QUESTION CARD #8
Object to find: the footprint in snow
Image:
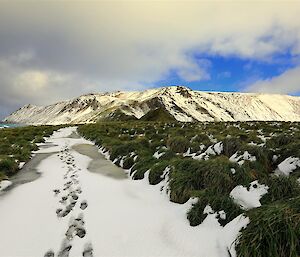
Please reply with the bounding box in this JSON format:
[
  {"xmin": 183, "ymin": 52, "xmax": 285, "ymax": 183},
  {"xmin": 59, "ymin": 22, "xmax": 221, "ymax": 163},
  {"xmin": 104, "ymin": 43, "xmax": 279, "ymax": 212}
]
[
  {"xmin": 53, "ymin": 189, "xmax": 60, "ymax": 195},
  {"xmin": 56, "ymin": 208, "xmax": 63, "ymax": 217},
  {"xmin": 60, "ymin": 195, "xmax": 68, "ymax": 203},
  {"xmin": 44, "ymin": 250, "xmax": 55, "ymax": 257},
  {"xmin": 57, "ymin": 203, "xmax": 73, "ymax": 218},
  {"xmin": 80, "ymin": 200, "xmax": 88, "ymax": 210},
  {"xmin": 65, "ymin": 214, "xmax": 86, "ymax": 240},
  {"xmin": 57, "ymin": 239, "xmax": 72, "ymax": 257},
  {"xmin": 71, "ymin": 193, "xmax": 79, "ymax": 201},
  {"xmin": 83, "ymin": 243, "xmax": 93, "ymax": 257},
  {"xmin": 76, "ymin": 187, "xmax": 82, "ymax": 194},
  {"xmin": 63, "ymin": 181, "xmax": 73, "ymax": 191},
  {"xmin": 64, "ymin": 181, "xmax": 73, "ymax": 186}
]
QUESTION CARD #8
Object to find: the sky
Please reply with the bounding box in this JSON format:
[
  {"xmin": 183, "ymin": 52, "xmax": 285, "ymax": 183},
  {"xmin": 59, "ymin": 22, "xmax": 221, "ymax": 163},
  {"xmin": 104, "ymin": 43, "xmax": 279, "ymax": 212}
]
[{"xmin": 0, "ymin": 0, "xmax": 300, "ymax": 120}]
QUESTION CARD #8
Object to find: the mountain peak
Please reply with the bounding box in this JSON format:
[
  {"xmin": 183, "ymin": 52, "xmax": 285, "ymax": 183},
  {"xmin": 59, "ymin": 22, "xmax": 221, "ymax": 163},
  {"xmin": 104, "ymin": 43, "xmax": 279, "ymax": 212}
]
[{"xmin": 4, "ymin": 86, "xmax": 300, "ymax": 125}]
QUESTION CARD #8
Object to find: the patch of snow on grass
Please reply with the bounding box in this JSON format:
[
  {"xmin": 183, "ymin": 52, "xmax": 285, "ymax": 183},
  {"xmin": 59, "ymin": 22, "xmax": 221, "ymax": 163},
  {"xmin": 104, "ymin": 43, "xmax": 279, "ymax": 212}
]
[
  {"xmin": 203, "ymin": 205, "xmax": 214, "ymax": 215},
  {"xmin": 213, "ymin": 142, "xmax": 223, "ymax": 155},
  {"xmin": 272, "ymin": 155, "xmax": 278, "ymax": 162},
  {"xmin": 219, "ymin": 210, "xmax": 226, "ymax": 220},
  {"xmin": 0, "ymin": 180, "xmax": 12, "ymax": 192},
  {"xmin": 229, "ymin": 151, "xmax": 256, "ymax": 166},
  {"xmin": 119, "ymin": 158, "xmax": 124, "ymax": 168},
  {"xmin": 230, "ymin": 181, "xmax": 269, "ymax": 210},
  {"xmin": 18, "ymin": 162, "xmax": 26, "ymax": 169},
  {"xmin": 257, "ymin": 135, "xmax": 267, "ymax": 143},
  {"xmin": 203, "ymin": 205, "xmax": 226, "ymax": 221},
  {"xmin": 99, "ymin": 146, "xmax": 110, "ymax": 160},
  {"xmin": 274, "ymin": 157, "xmax": 300, "ymax": 176},
  {"xmin": 193, "ymin": 142, "xmax": 223, "ymax": 160},
  {"xmin": 230, "ymin": 168, "xmax": 236, "ymax": 174},
  {"xmin": 153, "ymin": 151, "xmax": 165, "ymax": 159},
  {"xmin": 205, "ymin": 145, "xmax": 216, "ymax": 155},
  {"xmin": 183, "ymin": 147, "xmax": 192, "ymax": 157}
]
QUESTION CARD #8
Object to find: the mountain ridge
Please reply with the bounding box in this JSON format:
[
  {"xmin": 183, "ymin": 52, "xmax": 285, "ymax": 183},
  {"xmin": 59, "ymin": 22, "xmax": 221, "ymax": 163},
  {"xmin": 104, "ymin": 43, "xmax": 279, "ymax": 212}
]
[{"xmin": 4, "ymin": 86, "xmax": 300, "ymax": 124}]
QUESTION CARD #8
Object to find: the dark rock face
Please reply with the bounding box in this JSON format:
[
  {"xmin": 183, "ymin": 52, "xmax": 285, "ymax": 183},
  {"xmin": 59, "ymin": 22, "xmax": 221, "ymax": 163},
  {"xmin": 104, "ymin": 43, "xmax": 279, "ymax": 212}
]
[
  {"xmin": 176, "ymin": 86, "xmax": 193, "ymax": 98},
  {"xmin": 59, "ymin": 97, "xmax": 102, "ymax": 114}
]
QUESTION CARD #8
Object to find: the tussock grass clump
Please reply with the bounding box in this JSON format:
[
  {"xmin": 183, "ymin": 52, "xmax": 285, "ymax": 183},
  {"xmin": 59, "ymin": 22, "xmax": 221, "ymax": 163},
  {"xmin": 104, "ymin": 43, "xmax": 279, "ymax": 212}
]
[
  {"xmin": 122, "ymin": 156, "xmax": 135, "ymax": 169},
  {"xmin": 238, "ymin": 145, "xmax": 272, "ymax": 178},
  {"xmin": 0, "ymin": 171, "xmax": 7, "ymax": 181},
  {"xmin": 109, "ymin": 142, "xmax": 138, "ymax": 161},
  {"xmin": 131, "ymin": 155, "xmax": 156, "ymax": 180},
  {"xmin": 169, "ymin": 159, "xmax": 205, "ymax": 203},
  {"xmin": 14, "ymin": 148, "xmax": 32, "ymax": 162},
  {"xmin": 266, "ymin": 134, "xmax": 294, "ymax": 149},
  {"xmin": 167, "ymin": 136, "xmax": 189, "ymax": 153},
  {"xmin": 280, "ymin": 142, "xmax": 300, "ymax": 160},
  {"xmin": 187, "ymin": 191, "xmax": 243, "ymax": 226},
  {"xmin": 260, "ymin": 176, "xmax": 300, "ymax": 204},
  {"xmin": 0, "ymin": 158, "xmax": 19, "ymax": 176},
  {"xmin": 202, "ymin": 157, "xmax": 235, "ymax": 194},
  {"xmin": 170, "ymin": 157, "xmax": 235, "ymax": 203},
  {"xmin": 231, "ymin": 165, "xmax": 255, "ymax": 186},
  {"xmin": 33, "ymin": 135, "xmax": 45, "ymax": 143},
  {"xmin": 148, "ymin": 161, "xmax": 169, "ymax": 185},
  {"xmin": 236, "ymin": 197, "xmax": 300, "ymax": 257},
  {"xmin": 159, "ymin": 150, "xmax": 175, "ymax": 160},
  {"xmin": 223, "ymin": 137, "xmax": 242, "ymax": 157},
  {"xmin": 190, "ymin": 134, "xmax": 211, "ymax": 146}
]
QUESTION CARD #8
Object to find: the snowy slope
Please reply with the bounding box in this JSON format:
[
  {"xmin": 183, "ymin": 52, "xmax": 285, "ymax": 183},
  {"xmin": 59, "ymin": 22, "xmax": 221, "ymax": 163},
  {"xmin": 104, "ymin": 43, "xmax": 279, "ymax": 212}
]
[
  {"xmin": 4, "ymin": 86, "xmax": 300, "ymax": 125},
  {"xmin": 0, "ymin": 127, "xmax": 249, "ymax": 257}
]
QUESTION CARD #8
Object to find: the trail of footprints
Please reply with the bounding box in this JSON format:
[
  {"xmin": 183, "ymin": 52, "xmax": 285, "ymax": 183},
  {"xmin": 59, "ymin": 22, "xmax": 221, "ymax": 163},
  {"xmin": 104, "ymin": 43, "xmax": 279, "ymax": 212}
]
[{"xmin": 44, "ymin": 145, "xmax": 93, "ymax": 257}]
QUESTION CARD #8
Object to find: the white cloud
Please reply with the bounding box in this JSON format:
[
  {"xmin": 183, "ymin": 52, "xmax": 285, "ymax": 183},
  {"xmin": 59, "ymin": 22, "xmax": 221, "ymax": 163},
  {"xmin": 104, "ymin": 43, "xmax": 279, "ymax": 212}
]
[
  {"xmin": 245, "ymin": 66, "xmax": 300, "ymax": 94},
  {"xmin": 16, "ymin": 71, "xmax": 48, "ymax": 90},
  {"xmin": 0, "ymin": 1, "xmax": 300, "ymax": 118},
  {"xmin": 0, "ymin": 56, "xmax": 146, "ymax": 105}
]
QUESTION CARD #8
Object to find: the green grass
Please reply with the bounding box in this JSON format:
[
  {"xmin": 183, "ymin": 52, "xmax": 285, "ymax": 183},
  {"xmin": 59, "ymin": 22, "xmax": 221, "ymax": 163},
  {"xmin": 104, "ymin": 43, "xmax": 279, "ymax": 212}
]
[
  {"xmin": 0, "ymin": 125, "xmax": 61, "ymax": 181},
  {"xmin": 140, "ymin": 107, "xmax": 176, "ymax": 122},
  {"xmin": 260, "ymin": 175, "xmax": 300, "ymax": 204},
  {"xmin": 187, "ymin": 190, "xmax": 243, "ymax": 226},
  {"xmin": 148, "ymin": 161, "xmax": 170, "ymax": 185},
  {"xmin": 169, "ymin": 157, "xmax": 237, "ymax": 203},
  {"xmin": 167, "ymin": 136, "xmax": 190, "ymax": 153},
  {"xmin": 0, "ymin": 158, "xmax": 19, "ymax": 176},
  {"xmin": 77, "ymin": 120, "xmax": 300, "ymax": 256},
  {"xmin": 236, "ymin": 197, "xmax": 300, "ymax": 257}
]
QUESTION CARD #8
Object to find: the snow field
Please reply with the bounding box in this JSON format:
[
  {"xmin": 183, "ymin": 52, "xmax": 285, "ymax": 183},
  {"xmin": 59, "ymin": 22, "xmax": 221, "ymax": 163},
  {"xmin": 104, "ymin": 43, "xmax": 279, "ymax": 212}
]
[{"xmin": 0, "ymin": 127, "xmax": 250, "ymax": 257}]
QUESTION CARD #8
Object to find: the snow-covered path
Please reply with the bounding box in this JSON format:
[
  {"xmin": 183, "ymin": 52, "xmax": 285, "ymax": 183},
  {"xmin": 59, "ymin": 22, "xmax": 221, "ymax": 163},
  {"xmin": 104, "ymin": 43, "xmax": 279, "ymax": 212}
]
[{"xmin": 0, "ymin": 127, "xmax": 248, "ymax": 257}]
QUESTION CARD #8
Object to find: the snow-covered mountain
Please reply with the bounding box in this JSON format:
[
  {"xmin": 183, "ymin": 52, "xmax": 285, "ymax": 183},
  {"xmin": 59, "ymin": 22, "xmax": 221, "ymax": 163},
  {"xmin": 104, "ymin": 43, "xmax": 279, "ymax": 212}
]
[{"xmin": 4, "ymin": 86, "xmax": 300, "ymax": 124}]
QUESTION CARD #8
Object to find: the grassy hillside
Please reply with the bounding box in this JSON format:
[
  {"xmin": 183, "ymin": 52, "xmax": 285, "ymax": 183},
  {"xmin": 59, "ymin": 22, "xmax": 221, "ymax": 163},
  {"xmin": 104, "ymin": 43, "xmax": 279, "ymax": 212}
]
[
  {"xmin": 0, "ymin": 125, "xmax": 61, "ymax": 182},
  {"xmin": 139, "ymin": 107, "xmax": 177, "ymax": 122},
  {"xmin": 78, "ymin": 121, "xmax": 300, "ymax": 257},
  {"xmin": 102, "ymin": 109, "xmax": 139, "ymax": 122}
]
